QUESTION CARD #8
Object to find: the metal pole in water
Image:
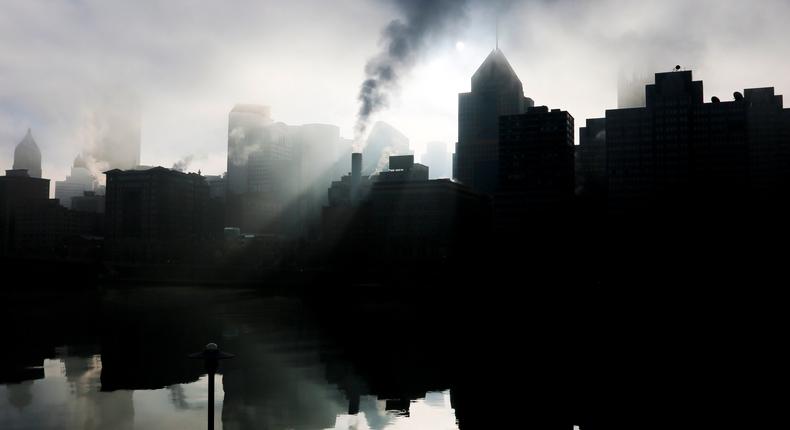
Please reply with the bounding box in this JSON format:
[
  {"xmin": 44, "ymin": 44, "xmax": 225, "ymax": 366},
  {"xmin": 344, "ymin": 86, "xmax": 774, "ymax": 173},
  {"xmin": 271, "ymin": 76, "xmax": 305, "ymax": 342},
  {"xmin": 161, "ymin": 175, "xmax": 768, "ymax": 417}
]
[{"xmin": 189, "ymin": 343, "xmax": 235, "ymax": 430}]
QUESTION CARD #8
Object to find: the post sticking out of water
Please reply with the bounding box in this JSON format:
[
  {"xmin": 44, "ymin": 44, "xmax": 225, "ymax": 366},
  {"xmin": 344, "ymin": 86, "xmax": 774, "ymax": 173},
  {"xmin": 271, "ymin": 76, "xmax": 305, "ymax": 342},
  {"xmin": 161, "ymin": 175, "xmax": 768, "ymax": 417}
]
[{"xmin": 188, "ymin": 343, "xmax": 235, "ymax": 430}]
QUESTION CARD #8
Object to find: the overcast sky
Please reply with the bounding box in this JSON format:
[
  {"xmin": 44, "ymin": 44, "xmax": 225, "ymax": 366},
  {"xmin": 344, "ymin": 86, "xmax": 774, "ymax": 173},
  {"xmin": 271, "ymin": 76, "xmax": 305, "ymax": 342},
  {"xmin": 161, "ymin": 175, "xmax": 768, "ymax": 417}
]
[{"xmin": 2, "ymin": 0, "xmax": 789, "ymax": 183}]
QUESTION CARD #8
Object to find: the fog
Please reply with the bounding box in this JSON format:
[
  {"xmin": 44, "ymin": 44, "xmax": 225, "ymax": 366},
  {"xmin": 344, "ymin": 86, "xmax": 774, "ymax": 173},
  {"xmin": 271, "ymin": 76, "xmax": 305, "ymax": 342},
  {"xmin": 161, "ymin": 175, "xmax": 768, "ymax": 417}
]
[{"xmin": 2, "ymin": 0, "xmax": 789, "ymax": 183}]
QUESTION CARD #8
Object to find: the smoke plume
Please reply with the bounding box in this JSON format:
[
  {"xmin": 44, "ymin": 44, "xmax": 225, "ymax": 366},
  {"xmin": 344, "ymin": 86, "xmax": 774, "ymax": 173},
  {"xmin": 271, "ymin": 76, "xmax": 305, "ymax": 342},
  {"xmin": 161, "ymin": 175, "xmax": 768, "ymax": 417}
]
[
  {"xmin": 355, "ymin": 0, "xmax": 470, "ymax": 140},
  {"xmin": 172, "ymin": 155, "xmax": 195, "ymax": 172}
]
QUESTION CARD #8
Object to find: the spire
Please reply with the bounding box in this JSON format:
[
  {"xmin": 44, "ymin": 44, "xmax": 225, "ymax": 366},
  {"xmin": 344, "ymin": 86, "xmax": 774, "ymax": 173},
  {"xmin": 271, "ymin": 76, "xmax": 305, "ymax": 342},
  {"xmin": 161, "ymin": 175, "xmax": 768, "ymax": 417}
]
[{"xmin": 495, "ymin": 13, "xmax": 499, "ymax": 50}]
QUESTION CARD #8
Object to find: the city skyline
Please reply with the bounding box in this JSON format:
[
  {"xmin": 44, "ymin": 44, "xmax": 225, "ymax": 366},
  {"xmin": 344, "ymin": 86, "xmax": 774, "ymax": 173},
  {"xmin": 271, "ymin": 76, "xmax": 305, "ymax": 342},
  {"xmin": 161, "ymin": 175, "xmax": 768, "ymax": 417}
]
[
  {"xmin": 3, "ymin": 3, "xmax": 790, "ymax": 428},
  {"xmin": 3, "ymin": 0, "xmax": 790, "ymax": 186}
]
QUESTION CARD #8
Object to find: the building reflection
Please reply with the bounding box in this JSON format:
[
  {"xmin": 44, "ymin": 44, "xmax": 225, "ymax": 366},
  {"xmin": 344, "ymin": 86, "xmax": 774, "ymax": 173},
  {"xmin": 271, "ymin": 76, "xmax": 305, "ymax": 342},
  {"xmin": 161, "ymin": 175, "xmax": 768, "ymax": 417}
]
[
  {"xmin": 1, "ymin": 288, "xmax": 470, "ymax": 430},
  {"xmin": 60, "ymin": 349, "xmax": 134, "ymax": 430}
]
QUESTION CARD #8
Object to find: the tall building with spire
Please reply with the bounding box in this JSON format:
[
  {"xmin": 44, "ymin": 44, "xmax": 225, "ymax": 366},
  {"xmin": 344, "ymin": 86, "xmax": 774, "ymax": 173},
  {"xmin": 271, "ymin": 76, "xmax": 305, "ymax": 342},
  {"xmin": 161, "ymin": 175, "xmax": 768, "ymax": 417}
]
[
  {"xmin": 454, "ymin": 49, "xmax": 533, "ymax": 194},
  {"xmin": 13, "ymin": 129, "xmax": 42, "ymax": 178}
]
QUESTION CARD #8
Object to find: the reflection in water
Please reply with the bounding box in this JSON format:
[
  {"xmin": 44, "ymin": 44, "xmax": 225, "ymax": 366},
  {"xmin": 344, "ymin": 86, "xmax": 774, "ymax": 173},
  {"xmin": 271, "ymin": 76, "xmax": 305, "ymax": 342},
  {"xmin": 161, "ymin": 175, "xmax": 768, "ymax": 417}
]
[
  {"xmin": 0, "ymin": 289, "xmax": 460, "ymax": 430},
  {"xmin": 0, "ymin": 355, "xmax": 228, "ymax": 430},
  {"xmin": 0, "ymin": 353, "xmax": 456, "ymax": 429}
]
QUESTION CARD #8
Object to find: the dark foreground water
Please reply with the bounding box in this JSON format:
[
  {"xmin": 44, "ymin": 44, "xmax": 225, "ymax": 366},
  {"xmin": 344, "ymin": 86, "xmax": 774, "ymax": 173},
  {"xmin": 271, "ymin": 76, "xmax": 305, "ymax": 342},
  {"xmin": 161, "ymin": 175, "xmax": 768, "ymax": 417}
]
[
  {"xmin": 2, "ymin": 280, "xmax": 785, "ymax": 430},
  {"xmin": 0, "ymin": 287, "xmax": 462, "ymax": 430}
]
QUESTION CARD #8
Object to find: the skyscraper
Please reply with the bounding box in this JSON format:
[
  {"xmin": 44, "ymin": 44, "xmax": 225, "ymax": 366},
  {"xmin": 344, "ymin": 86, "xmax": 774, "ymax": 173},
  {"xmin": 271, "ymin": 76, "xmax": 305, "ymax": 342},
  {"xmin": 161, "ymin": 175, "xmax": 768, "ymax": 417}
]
[
  {"xmin": 421, "ymin": 141, "xmax": 452, "ymax": 179},
  {"xmin": 226, "ymin": 104, "xmax": 274, "ymax": 196},
  {"xmin": 13, "ymin": 129, "xmax": 42, "ymax": 178},
  {"xmin": 455, "ymin": 49, "xmax": 534, "ymax": 194}
]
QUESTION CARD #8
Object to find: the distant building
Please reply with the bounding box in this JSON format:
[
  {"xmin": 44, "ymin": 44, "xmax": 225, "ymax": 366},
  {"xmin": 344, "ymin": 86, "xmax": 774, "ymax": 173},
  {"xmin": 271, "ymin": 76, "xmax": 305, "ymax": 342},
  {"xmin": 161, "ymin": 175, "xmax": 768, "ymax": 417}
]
[
  {"xmin": 226, "ymin": 104, "xmax": 274, "ymax": 196},
  {"xmin": 455, "ymin": 48, "xmax": 534, "ymax": 194},
  {"xmin": 362, "ymin": 121, "xmax": 410, "ymax": 174},
  {"xmin": 13, "ymin": 129, "xmax": 42, "ymax": 178},
  {"xmin": 292, "ymin": 124, "xmax": 344, "ymax": 239},
  {"xmin": 496, "ymin": 106, "xmax": 575, "ymax": 233},
  {"xmin": 225, "ymin": 105, "xmax": 347, "ymax": 238},
  {"xmin": 55, "ymin": 155, "xmax": 98, "ymax": 209},
  {"xmin": 104, "ymin": 167, "xmax": 211, "ymax": 263},
  {"xmin": 617, "ymin": 72, "xmax": 650, "ymax": 109},
  {"xmin": 421, "ymin": 141, "xmax": 452, "ymax": 179}
]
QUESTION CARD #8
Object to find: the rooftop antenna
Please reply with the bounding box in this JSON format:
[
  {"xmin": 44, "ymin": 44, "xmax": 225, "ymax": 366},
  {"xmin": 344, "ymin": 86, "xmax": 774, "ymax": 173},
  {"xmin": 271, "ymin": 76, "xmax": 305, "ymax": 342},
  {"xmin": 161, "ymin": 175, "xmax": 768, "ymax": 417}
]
[{"xmin": 495, "ymin": 13, "xmax": 499, "ymax": 50}]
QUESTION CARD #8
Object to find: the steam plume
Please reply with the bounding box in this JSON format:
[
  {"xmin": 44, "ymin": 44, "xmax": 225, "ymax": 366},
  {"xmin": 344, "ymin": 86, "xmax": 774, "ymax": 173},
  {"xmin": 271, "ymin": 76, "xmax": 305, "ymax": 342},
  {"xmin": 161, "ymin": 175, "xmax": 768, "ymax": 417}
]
[{"xmin": 172, "ymin": 155, "xmax": 194, "ymax": 172}]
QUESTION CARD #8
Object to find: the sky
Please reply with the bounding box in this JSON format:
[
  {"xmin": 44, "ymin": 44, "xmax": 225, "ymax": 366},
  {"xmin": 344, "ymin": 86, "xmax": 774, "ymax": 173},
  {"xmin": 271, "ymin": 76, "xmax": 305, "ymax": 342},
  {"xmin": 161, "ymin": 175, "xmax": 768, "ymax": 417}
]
[{"xmin": 2, "ymin": 0, "xmax": 790, "ymax": 184}]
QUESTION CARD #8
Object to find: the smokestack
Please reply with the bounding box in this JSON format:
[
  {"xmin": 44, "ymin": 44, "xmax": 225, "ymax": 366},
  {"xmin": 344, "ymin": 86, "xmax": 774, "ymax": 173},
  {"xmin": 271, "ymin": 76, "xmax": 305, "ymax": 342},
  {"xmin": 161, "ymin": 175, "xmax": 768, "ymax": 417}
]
[{"xmin": 351, "ymin": 152, "xmax": 362, "ymax": 203}]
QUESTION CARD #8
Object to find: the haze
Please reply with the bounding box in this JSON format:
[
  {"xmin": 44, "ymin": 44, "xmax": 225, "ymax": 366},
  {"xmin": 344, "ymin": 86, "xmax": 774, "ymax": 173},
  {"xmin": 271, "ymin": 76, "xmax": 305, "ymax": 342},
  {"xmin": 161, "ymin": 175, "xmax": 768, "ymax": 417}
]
[{"xmin": 2, "ymin": 0, "xmax": 789, "ymax": 184}]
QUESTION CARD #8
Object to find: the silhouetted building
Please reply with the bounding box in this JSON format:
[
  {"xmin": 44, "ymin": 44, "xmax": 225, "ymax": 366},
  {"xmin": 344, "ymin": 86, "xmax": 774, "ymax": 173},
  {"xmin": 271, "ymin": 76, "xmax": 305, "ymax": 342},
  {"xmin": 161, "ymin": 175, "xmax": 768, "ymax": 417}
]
[
  {"xmin": 421, "ymin": 141, "xmax": 452, "ymax": 179},
  {"xmin": 326, "ymin": 152, "xmax": 377, "ymax": 208},
  {"xmin": 0, "ymin": 169, "xmax": 49, "ymax": 255},
  {"xmin": 366, "ymin": 178, "xmax": 489, "ymax": 264},
  {"xmin": 1, "ymin": 169, "xmax": 103, "ymax": 258},
  {"xmin": 588, "ymin": 70, "xmax": 790, "ymax": 219},
  {"xmin": 55, "ymin": 155, "xmax": 98, "ymax": 209},
  {"xmin": 104, "ymin": 167, "xmax": 210, "ymax": 263},
  {"xmin": 576, "ymin": 118, "xmax": 608, "ymax": 205},
  {"xmin": 455, "ymin": 48, "xmax": 534, "ymax": 194},
  {"xmin": 362, "ymin": 121, "xmax": 410, "ymax": 174},
  {"xmin": 13, "ymin": 198, "xmax": 103, "ymax": 258},
  {"xmin": 321, "ymin": 153, "xmax": 376, "ymax": 256},
  {"xmin": 378, "ymin": 155, "xmax": 428, "ymax": 182},
  {"xmin": 71, "ymin": 191, "xmax": 105, "ymax": 214},
  {"xmin": 204, "ymin": 174, "xmax": 226, "ymax": 200},
  {"xmin": 323, "ymin": 154, "xmax": 489, "ymax": 266},
  {"xmin": 496, "ymin": 107, "xmax": 574, "ymax": 234},
  {"xmin": 13, "ymin": 129, "xmax": 42, "ymax": 178}
]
